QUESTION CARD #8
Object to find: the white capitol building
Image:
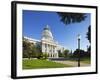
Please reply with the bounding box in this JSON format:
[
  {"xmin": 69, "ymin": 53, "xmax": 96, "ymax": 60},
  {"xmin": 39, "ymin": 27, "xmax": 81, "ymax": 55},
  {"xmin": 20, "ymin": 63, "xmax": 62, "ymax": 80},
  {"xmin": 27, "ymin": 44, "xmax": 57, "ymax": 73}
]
[{"xmin": 24, "ymin": 25, "xmax": 65, "ymax": 58}]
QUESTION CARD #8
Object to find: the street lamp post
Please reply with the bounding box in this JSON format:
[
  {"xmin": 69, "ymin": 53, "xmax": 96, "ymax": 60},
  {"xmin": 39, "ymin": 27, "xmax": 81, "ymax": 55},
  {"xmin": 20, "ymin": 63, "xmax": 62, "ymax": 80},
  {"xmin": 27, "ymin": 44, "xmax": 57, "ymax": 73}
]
[{"xmin": 77, "ymin": 34, "xmax": 81, "ymax": 67}]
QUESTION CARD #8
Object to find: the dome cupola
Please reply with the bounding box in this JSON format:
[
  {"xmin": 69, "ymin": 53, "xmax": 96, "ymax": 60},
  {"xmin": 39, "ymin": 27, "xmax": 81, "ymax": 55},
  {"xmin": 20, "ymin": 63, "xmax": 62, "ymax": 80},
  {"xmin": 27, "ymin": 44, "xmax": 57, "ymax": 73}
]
[{"xmin": 42, "ymin": 25, "xmax": 53, "ymax": 41}]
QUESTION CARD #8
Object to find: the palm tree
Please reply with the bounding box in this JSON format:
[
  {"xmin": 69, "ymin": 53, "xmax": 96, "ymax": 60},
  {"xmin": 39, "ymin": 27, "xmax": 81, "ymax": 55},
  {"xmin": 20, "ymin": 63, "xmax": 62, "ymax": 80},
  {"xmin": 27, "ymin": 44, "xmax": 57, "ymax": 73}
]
[{"xmin": 57, "ymin": 12, "xmax": 87, "ymax": 25}]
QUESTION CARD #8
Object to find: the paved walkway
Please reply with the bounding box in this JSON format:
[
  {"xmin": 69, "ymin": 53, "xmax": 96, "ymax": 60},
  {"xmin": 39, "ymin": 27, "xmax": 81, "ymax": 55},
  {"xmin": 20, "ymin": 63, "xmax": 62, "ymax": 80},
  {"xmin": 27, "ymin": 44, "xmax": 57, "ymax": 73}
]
[{"xmin": 52, "ymin": 60, "xmax": 90, "ymax": 67}]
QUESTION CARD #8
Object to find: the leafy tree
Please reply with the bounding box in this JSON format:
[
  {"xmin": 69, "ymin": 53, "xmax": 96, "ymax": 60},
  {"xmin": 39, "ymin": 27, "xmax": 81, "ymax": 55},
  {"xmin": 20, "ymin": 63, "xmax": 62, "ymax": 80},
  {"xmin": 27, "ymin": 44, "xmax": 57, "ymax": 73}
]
[
  {"xmin": 58, "ymin": 50, "xmax": 63, "ymax": 57},
  {"xmin": 72, "ymin": 49, "xmax": 90, "ymax": 58},
  {"xmin": 68, "ymin": 50, "xmax": 73, "ymax": 58},
  {"xmin": 35, "ymin": 45, "xmax": 42, "ymax": 58},
  {"xmin": 86, "ymin": 25, "xmax": 91, "ymax": 43},
  {"xmin": 72, "ymin": 49, "xmax": 78, "ymax": 58},
  {"xmin": 31, "ymin": 45, "xmax": 38, "ymax": 58},
  {"xmin": 63, "ymin": 49, "xmax": 69, "ymax": 58},
  {"xmin": 57, "ymin": 12, "xmax": 87, "ymax": 25},
  {"xmin": 43, "ymin": 53, "xmax": 48, "ymax": 59},
  {"xmin": 86, "ymin": 25, "xmax": 91, "ymax": 55},
  {"xmin": 23, "ymin": 39, "xmax": 34, "ymax": 59},
  {"xmin": 23, "ymin": 38, "xmax": 43, "ymax": 59},
  {"xmin": 23, "ymin": 40, "xmax": 29, "ymax": 58}
]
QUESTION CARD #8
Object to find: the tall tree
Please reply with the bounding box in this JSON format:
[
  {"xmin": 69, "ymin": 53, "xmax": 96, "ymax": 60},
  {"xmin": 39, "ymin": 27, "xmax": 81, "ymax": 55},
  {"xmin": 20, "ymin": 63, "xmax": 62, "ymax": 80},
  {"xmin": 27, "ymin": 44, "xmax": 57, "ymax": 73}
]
[
  {"xmin": 23, "ymin": 39, "xmax": 34, "ymax": 59},
  {"xmin": 86, "ymin": 25, "xmax": 91, "ymax": 54},
  {"xmin": 57, "ymin": 12, "xmax": 87, "ymax": 25},
  {"xmin": 86, "ymin": 25, "xmax": 91, "ymax": 43},
  {"xmin": 23, "ymin": 38, "xmax": 43, "ymax": 59}
]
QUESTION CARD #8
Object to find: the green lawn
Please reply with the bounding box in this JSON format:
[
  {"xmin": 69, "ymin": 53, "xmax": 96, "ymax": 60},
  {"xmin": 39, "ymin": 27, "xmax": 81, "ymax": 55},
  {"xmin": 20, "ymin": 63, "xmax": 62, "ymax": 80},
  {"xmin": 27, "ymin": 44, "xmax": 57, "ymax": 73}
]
[
  {"xmin": 69, "ymin": 57, "xmax": 91, "ymax": 64},
  {"xmin": 23, "ymin": 59, "xmax": 71, "ymax": 69},
  {"xmin": 80, "ymin": 57, "xmax": 91, "ymax": 64}
]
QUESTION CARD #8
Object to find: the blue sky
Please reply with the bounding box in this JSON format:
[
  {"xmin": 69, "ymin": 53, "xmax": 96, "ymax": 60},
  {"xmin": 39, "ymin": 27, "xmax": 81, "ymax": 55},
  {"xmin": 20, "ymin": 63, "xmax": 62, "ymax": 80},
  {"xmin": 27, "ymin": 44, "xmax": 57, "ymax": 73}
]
[{"xmin": 23, "ymin": 10, "xmax": 90, "ymax": 52}]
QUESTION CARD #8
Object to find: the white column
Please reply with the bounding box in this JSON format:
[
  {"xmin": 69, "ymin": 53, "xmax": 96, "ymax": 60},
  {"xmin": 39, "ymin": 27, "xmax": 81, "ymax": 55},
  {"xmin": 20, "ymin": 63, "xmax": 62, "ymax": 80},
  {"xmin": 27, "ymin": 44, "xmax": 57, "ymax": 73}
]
[
  {"xmin": 46, "ymin": 44, "xmax": 47, "ymax": 53},
  {"xmin": 46, "ymin": 43, "xmax": 47, "ymax": 55},
  {"xmin": 55, "ymin": 46, "xmax": 58, "ymax": 58},
  {"xmin": 48, "ymin": 44, "xmax": 50, "ymax": 57},
  {"xmin": 56, "ymin": 47, "xmax": 58, "ymax": 58},
  {"xmin": 52, "ymin": 45, "xmax": 53, "ymax": 57},
  {"xmin": 53, "ymin": 46, "xmax": 55, "ymax": 57},
  {"xmin": 51, "ymin": 45, "xmax": 52, "ymax": 57},
  {"xmin": 47, "ymin": 44, "xmax": 48, "ymax": 56},
  {"xmin": 49, "ymin": 45, "xmax": 51, "ymax": 57},
  {"xmin": 52, "ymin": 46, "xmax": 54, "ymax": 57},
  {"xmin": 45, "ymin": 43, "xmax": 46, "ymax": 53},
  {"xmin": 42, "ymin": 43, "xmax": 45, "ymax": 53},
  {"xmin": 48, "ymin": 44, "xmax": 49, "ymax": 56}
]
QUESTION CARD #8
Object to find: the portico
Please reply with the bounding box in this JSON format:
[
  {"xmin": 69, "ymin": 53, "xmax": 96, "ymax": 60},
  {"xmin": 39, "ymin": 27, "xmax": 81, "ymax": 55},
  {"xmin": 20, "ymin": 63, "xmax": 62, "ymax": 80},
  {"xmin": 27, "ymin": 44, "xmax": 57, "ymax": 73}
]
[{"xmin": 41, "ymin": 40, "xmax": 58, "ymax": 58}]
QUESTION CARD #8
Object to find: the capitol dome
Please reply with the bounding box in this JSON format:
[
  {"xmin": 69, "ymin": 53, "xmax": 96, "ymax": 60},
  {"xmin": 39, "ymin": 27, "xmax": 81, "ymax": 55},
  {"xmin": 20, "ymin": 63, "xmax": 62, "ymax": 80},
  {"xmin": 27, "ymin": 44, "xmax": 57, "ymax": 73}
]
[{"xmin": 42, "ymin": 25, "xmax": 53, "ymax": 41}]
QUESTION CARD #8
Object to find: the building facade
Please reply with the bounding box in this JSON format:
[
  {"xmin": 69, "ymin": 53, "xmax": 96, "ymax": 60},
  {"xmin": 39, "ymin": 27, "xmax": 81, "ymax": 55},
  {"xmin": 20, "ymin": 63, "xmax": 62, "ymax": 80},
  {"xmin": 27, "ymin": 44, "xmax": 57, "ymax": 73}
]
[{"xmin": 24, "ymin": 25, "xmax": 65, "ymax": 58}]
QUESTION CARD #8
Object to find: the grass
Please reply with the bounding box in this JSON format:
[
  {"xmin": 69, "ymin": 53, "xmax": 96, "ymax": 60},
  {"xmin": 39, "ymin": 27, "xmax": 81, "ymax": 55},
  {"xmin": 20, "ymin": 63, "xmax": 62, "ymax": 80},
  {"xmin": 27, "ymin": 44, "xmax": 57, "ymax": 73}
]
[
  {"xmin": 80, "ymin": 57, "xmax": 91, "ymax": 64},
  {"xmin": 23, "ymin": 59, "xmax": 71, "ymax": 69},
  {"xmin": 67, "ymin": 57, "xmax": 91, "ymax": 64}
]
